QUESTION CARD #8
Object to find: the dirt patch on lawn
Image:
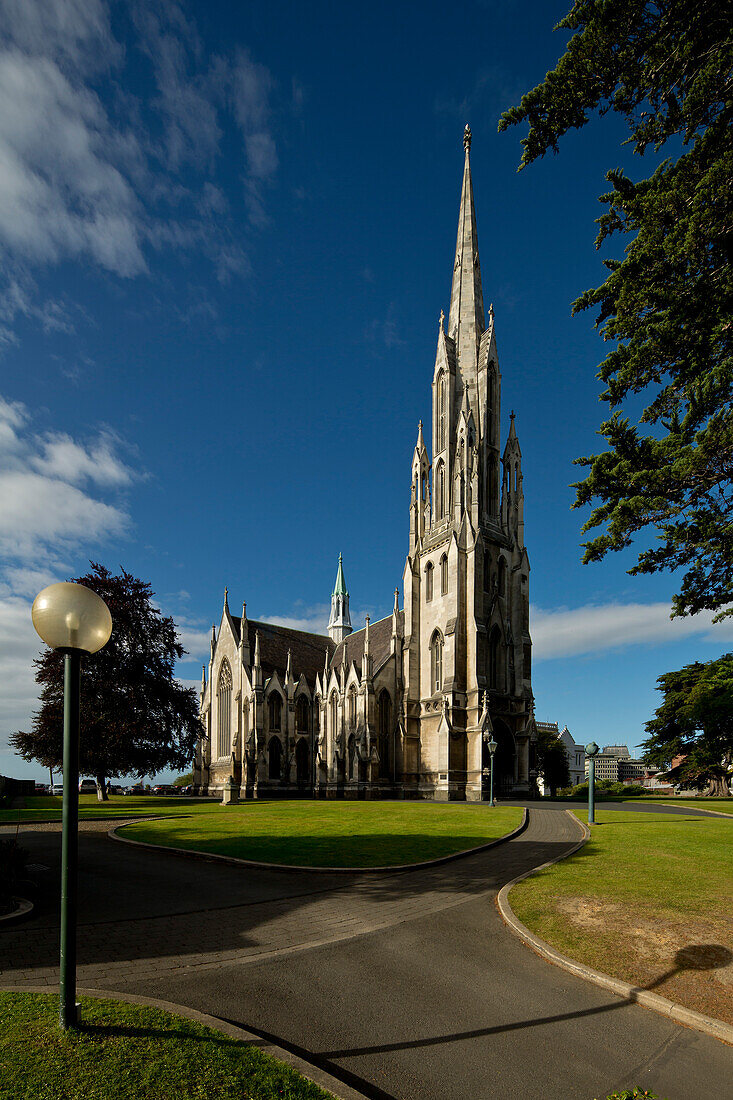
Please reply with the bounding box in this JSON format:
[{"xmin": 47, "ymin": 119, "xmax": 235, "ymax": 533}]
[{"xmin": 555, "ymin": 896, "xmax": 733, "ymax": 1025}]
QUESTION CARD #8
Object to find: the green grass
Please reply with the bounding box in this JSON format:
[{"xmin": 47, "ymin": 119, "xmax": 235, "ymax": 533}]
[
  {"xmin": 0, "ymin": 992, "xmax": 329, "ymax": 1100},
  {"xmin": 510, "ymin": 808, "xmax": 733, "ymax": 1023},
  {"xmin": 0, "ymin": 794, "xmax": 219, "ymax": 825},
  {"xmin": 120, "ymin": 800, "xmax": 524, "ymax": 867}
]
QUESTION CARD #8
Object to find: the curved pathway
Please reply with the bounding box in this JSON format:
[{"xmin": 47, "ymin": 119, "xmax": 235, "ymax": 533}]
[{"xmin": 2, "ymin": 805, "xmax": 732, "ymax": 1099}]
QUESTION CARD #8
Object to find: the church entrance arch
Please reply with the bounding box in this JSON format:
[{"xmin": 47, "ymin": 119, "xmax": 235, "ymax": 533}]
[
  {"xmin": 486, "ymin": 719, "xmax": 515, "ymax": 797},
  {"xmin": 295, "ymin": 738, "xmax": 309, "ymax": 787}
]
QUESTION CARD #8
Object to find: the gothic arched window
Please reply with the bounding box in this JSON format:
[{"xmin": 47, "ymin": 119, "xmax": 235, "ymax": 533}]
[
  {"xmin": 440, "ymin": 553, "xmax": 448, "ymax": 595},
  {"xmin": 437, "ymin": 372, "xmax": 445, "ymax": 452},
  {"xmin": 430, "ymin": 630, "xmax": 443, "ymax": 694},
  {"xmin": 268, "ymin": 736, "xmax": 282, "ymax": 780},
  {"xmin": 498, "ymin": 557, "xmax": 507, "ymax": 598},
  {"xmin": 296, "ymin": 695, "xmax": 309, "ymax": 734},
  {"xmin": 330, "ymin": 692, "xmax": 339, "ymax": 743},
  {"xmin": 348, "ymin": 685, "xmax": 357, "ymax": 728},
  {"xmin": 489, "ymin": 626, "xmax": 503, "ymax": 690},
  {"xmin": 314, "ymin": 696, "xmax": 321, "ymax": 733},
  {"xmin": 268, "ymin": 692, "xmax": 282, "ymax": 731},
  {"xmin": 425, "ymin": 561, "xmax": 434, "ymax": 602},
  {"xmin": 216, "ymin": 660, "xmax": 232, "ymax": 758},
  {"xmin": 436, "ymin": 462, "xmax": 445, "ymax": 519},
  {"xmin": 378, "ymin": 690, "xmax": 392, "ymax": 778}
]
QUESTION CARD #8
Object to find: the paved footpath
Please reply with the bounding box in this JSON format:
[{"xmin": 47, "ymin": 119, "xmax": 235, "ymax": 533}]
[{"xmin": 2, "ymin": 805, "xmax": 732, "ymax": 1099}]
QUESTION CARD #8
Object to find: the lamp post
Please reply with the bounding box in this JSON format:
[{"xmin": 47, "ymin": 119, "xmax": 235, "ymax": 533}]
[
  {"xmin": 31, "ymin": 582, "xmax": 112, "ymax": 1030},
  {"xmin": 487, "ymin": 736, "xmax": 497, "ymax": 807},
  {"xmin": 585, "ymin": 741, "xmax": 600, "ymax": 825}
]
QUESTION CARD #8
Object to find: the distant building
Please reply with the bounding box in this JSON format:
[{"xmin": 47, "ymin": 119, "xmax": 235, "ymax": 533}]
[
  {"xmin": 535, "ymin": 722, "xmax": 584, "ymax": 791},
  {"xmin": 585, "ymin": 745, "xmax": 645, "ymax": 784}
]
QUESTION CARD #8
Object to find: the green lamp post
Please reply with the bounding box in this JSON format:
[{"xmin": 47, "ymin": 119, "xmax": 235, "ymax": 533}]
[
  {"xmin": 32, "ymin": 582, "xmax": 112, "ymax": 1029},
  {"xmin": 585, "ymin": 741, "xmax": 600, "ymax": 825},
  {"xmin": 487, "ymin": 737, "xmax": 497, "ymax": 807}
]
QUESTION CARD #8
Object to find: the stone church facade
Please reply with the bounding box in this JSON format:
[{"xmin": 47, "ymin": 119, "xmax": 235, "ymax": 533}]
[{"xmin": 194, "ymin": 127, "xmax": 536, "ymax": 800}]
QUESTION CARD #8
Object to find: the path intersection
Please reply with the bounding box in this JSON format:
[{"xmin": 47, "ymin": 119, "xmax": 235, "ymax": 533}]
[{"xmin": 2, "ymin": 803, "xmax": 731, "ymax": 1099}]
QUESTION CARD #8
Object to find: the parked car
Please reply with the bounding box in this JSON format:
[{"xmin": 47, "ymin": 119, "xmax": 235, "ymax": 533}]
[
  {"xmin": 51, "ymin": 784, "xmax": 63, "ymax": 795},
  {"xmin": 79, "ymin": 779, "xmax": 97, "ymax": 794},
  {"xmin": 123, "ymin": 785, "xmax": 146, "ymax": 795},
  {"xmin": 34, "ymin": 783, "xmax": 50, "ymax": 794}
]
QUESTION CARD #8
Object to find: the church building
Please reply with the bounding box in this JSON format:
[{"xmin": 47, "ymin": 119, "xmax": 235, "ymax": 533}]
[{"xmin": 194, "ymin": 127, "xmax": 536, "ymax": 800}]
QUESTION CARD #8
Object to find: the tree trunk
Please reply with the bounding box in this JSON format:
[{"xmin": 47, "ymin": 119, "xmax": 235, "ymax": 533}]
[{"xmin": 96, "ymin": 775, "xmax": 109, "ymax": 802}]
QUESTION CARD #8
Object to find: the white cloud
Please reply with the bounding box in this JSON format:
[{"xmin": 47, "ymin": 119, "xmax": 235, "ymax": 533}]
[
  {"xmin": 262, "ymin": 611, "xmax": 331, "ymax": 635},
  {"xmin": 0, "ymin": 594, "xmax": 46, "ymax": 759},
  {"xmin": 0, "ymin": 0, "xmax": 281, "ymax": 343},
  {"xmin": 32, "ymin": 431, "xmax": 133, "ymax": 487},
  {"xmin": 531, "ymin": 601, "xmax": 733, "ymax": 661},
  {"xmin": 0, "ymin": 390, "xmax": 138, "ymax": 762},
  {"xmin": 176, "ymin": 621, "xmax": 213, "ymax": 662},
  {"xmin": 0, "ymin": 50, "xmax": 146, "ymax": 276},
  {"xmin": 0, "ymin": 471, "xmax": 129, "ymax": 559}
]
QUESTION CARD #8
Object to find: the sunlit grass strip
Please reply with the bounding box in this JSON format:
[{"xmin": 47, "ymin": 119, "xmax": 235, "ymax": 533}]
[
  {"xmin": 0, "ymin": 992, "xmax": 330, "ymax": 1100},
  {"xmin": 120, "ymin": 800, "xmax": 524, "ymax": 867},
  {"xmin": 0, "ymin": 795, "xmax": 220, "ymax": 825}
]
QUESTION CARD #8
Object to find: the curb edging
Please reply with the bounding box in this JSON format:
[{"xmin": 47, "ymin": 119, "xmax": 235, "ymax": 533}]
[
  {"xmin": 0, "ymin": 897, "xmax": 33, "ymax": 924},
  {"xmin": 107, "ymin": 808, "xmax": 528, "ymax": 874},
  {"xmin": 0, "ymin": 984, "xmax": 368, "ymax": 1100},
  {"xmin": 496, "ymin": 809, "xmax": 733, "ymax": 1048}
]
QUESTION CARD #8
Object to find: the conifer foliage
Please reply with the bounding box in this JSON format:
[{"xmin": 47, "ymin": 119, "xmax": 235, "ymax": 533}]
[
  {"xmin": 500, "ymin": 0, "xmax": 733, "ymax": 618},
  {"xmin": 642, "ymin": 653, "xmax": 733, "ymax": 795},
  {"xmin": 13, "ymin": 563, "xmax": 200, "ymax": 800}
]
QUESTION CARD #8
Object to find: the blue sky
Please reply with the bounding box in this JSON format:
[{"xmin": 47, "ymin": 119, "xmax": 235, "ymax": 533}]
[{"xmin": 2, "ymin": 0, "xmax": 731, "ymax": 782}]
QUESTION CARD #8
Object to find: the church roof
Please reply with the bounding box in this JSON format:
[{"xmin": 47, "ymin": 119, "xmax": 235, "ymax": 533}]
[
  {"xmin": 231, "ymin": 616, "xmax": 335, "ymax": 681},
  {"xmin": 330, "ymin": 611, "xmax": 403, "ymax": 674}
]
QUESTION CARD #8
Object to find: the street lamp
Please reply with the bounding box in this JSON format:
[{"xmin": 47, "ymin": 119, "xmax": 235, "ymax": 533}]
[
  {"xmin": 487, "ymin": 736, "xmax": 497, "ymax": 807},
  {"xmin": 31, "ymin": 582, "xmax": 112, "ymax": 1030},
  {"xmin": 585, "ymin": 741, "xmax": 600, "ymax": 825}
]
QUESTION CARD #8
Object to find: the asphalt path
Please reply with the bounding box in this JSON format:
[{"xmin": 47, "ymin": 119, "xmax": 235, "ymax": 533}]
[{"xmin": 2, "ymin": 802, "xmax": 731, "ymax": 1100}]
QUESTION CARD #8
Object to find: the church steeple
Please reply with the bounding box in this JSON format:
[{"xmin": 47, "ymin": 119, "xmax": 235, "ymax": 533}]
[
  {"xmin": 328, "ymin": 553, "xmax": 353, "ymax": 642},
  {"xmin": 447, "ymin": 124, "xmax": 485, "ymax": 376}
]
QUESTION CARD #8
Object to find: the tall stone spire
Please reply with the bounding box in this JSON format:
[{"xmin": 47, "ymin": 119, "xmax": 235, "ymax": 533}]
[
  {"xmin": 447, "ymin": 124, "xmax": 485, "ymax": 376},
  {"xmin": 328, "ymin": 553, "xmax": 353, "ymax": 643}
]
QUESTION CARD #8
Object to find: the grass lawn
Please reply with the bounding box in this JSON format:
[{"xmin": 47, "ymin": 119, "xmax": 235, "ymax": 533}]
[
  {"xmin": 0, "ymin": 992, "xmax": 329, "ymax": 1100},
  {"xmin": 120, "ymin": 800, "xmax": 524, "ymax": 867},
  {"xmin": 509, "ymin": 809, "xmax": 733, "ymax": 1024},
  {"xmin": 0, "ymin": 794, "xmax": 220, "ymax": 826}
]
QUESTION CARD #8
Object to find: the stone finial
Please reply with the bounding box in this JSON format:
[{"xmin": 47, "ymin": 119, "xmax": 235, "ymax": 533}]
[
  {"xmin": 463, "ymin": 123, "xmax": 472, "ymax": 152},
  {"xmin": 223, "ymin": 586, "xmax": 228, "ymax": 607},
  {"xmin": 439, "ymin": 308, "xmax": 444, "ymax": 330},
  {"xmin": 393, "ymin": 587, "xmax": 399, "ymax": 613},
  {"xmin": 253, "ymin": 630, "xmax": 261, "ymax": 667}
]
